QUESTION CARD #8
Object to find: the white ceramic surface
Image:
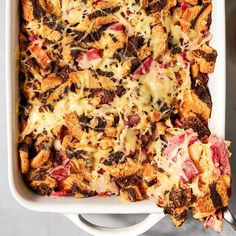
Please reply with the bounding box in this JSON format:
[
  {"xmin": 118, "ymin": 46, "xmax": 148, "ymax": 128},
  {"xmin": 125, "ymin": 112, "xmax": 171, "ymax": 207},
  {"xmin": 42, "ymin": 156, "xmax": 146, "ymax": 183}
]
[{"xmin": 5, "ymin": 0, "xmax": 228, "ymax": 235}]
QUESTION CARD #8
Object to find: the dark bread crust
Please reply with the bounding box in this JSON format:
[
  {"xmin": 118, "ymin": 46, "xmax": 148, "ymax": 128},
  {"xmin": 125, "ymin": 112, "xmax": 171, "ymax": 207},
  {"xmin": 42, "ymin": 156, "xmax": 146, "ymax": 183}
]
[
  {"xmin": 183, "ymin": 115, "xmax": 210, "ymax": 138},
  {"xmin": 192, "ymin": 83, "xmax": 212, "ymax": 108},
  {"xmin": 209, "ymin": 183, "xmax": 223, "ymax": 209}
]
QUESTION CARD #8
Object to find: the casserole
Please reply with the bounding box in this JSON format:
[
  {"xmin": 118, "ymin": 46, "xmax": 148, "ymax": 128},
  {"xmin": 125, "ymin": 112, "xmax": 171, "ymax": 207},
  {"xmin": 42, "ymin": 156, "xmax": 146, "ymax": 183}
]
[{"xmin": 6, "ymin": 0, "xmax": 226, "ymax": 235}]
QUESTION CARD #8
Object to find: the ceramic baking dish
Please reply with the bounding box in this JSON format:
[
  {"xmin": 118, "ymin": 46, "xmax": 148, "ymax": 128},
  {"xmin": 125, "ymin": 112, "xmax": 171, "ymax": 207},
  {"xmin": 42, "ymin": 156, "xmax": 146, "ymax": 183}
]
[{"xmin": 5, "ymin": 1, "xmax": 226, "ymax": 235}]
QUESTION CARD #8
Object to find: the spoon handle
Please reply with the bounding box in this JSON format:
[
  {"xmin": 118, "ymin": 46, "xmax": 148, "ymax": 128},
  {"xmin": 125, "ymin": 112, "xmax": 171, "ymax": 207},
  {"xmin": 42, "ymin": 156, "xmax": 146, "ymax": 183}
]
[{"xmin": 224, "ymin": 208, "xmax": 236, "ymax": 231}]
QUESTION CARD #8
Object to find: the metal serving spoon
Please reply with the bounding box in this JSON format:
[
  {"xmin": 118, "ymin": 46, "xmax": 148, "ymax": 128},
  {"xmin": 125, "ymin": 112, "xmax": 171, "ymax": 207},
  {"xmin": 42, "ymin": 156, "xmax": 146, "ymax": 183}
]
[{"xmin": 224, "ymin": 208, "xmax": 236, "ymax": 231}]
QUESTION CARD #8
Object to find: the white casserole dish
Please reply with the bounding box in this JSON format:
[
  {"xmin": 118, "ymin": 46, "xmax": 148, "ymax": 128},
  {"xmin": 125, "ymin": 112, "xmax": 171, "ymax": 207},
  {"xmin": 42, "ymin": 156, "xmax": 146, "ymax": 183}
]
[{"xmin": 5, "ymin": 0, "xmax": 226, "ymax": 235}]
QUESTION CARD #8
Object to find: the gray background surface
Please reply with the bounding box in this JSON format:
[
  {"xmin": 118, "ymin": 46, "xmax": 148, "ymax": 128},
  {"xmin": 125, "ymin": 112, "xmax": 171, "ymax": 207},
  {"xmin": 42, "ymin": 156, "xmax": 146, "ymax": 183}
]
[{"xmin": 1, "ymin": 0, "xmax": 236, "ymax": 235}]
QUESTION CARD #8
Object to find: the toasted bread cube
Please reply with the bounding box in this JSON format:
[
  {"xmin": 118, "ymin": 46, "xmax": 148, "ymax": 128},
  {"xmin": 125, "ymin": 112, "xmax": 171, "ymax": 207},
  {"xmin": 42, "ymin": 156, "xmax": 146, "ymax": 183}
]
[
  {"xmin": 28, "ymin": 42, "xmax": 51, "ymax": 68},
  {"xmin": 21, "ymin": 0, "xmax": 34, "ymax": 21},
  {"xmin": 180, "ymin": 5, "xmax": 201, "ymax": 33},
  {"xmin": 30, "ymin": 175, "xmax": 57, "ymax": 195},
  {"xmin": 61, "ymin": 174, "xmax": 95, "ymax": 198},
  {"xmin": 19, "ymin": 144, "xmax": 29, "ymax": 174},
  {"xmin": 104, "ymin": 158, "xmax": 142, "ymax": 179},
  {"xmin": 40, "ymin": 0, "xmax": 61, "ymax": 17},
  {"xmin": 41, "ymin": 76, "xmax": 63, "ymax": 92},
  {"xmin": 48, "ymin": 81, "xmax": 70, "ymax": 102},
  {"xmin": 151, "ymin": 25, "xmax": 167, "ymax": 59},
  {"xmin": 65, "ymin": 112, "xmax": 83, "ymax": 141},
  {"xmin": 194, "ymin": 3, "xmax": 212, "ymax": 33},
  {"xmin": 191, "ymin": 63, "xmax": 200, "ymax": 78},
  {"xmin": 182, "ymin": 85, "xmax": 212, "ymax": 123},
  {"xmin": 120, "ymin": 185, "xmax": 145, "ymax": 202},
  {"xmin": 191, "ymin": 44, "xmax": 217, "ymax": 74},
  {"xmin": 30, "ymin": 149, "xmax": 51, "ymax": 168},
  {"xmin": 25, "ymin": 21, "xmax": 62, "ymax": 42}
]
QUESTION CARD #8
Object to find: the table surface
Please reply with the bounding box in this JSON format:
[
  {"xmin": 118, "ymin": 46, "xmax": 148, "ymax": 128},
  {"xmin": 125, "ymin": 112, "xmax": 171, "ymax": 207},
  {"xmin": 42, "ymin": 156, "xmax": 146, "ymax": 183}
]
[{"xmin": 1, "ymin": 0, "xmax": 236, "ymax": 235}]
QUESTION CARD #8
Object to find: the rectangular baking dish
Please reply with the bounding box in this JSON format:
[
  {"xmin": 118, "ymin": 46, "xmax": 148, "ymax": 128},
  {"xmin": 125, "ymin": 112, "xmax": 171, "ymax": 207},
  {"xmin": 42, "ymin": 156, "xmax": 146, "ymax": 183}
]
[{"xmin": 6, "ymin": 0, "xmax": 226, "ymax": 215}]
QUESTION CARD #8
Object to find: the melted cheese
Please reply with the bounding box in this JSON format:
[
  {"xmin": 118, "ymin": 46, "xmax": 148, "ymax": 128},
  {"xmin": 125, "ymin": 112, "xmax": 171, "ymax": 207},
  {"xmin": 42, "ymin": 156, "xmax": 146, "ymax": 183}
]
[
  {"xmin": 121, "ymin": 128, "xmax": 137, "ymax": 155},
  {"xmin": 91, "ymin": 172, "xmax": 119, "ymax": 195},
  {"xmin": 22, "ymin": 92, "xmax": 93, "ymax": 138},
  {"xmin": 140, "ymin": 62, "xmax": 177, "ymax": 106},
  {"xmin": 114, "ymin": 9, "xmax": 153, "ymax": 40},
  {"xmin": 61, "ymin": 0, "xmax": 93, "ymax": 24}
]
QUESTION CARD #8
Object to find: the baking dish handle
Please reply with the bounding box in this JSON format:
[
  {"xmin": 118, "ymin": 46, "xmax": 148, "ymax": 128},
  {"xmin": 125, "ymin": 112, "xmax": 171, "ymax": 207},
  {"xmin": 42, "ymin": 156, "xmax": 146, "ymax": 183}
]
[{"xmin": 64, "ymin": 213, "xmax": 165, "ymax": 236}]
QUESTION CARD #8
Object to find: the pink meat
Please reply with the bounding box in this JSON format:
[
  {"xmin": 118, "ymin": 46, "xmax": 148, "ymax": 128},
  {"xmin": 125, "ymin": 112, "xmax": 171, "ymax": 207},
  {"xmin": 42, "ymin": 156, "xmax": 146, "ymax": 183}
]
[
  {"xmin": 163, "ymin": 133, "xmax": 185, "ymax": 159},
  {"xmin": 209, "ymin": 135, "xmax": 231, "ymax": 175},
  {"xmin": 96, "ymin": 89, "xmax": 115, "ymax": 104},
  {"xmin": 181, "ymin": 51, "xmax": 190, "ymax": 67},
  {"xmin": 93, "ymin": 0, "xmax": 101, "ymax": 4},
  {"xmin": 133, "ymin": 57, "xmax": 153, "ymax": 76},
  {"xmin": 182, "ymin": 158, "xmax": 198, "ymax": 182},
  {"xmin": 204, "ymin": 210, "xmax": 223, "ymax": 232},
  {"xmin": 175, "ymin": 119, "xmax": 183, "ymax": 127},
  {"xmin": 181, "ymin": 2, "xmax": 190, "ymax": 12},
  {"xmin": 29, "ymin": 35, "xmax": 36, "ymax": 42},
  {"xmin": 126, "ymin": 114, "xmax": 141, "ymax": 127},
  {"xmin": 77, "ymin": 48, "xmax": 102, "ymax": 69},
  {"xmin": 50, "ymin": 166, "xmax": 69, "ymax": 181},
  {"xmin": 108, "ymin": 23, "xmax": 125, "ymax": 31},
  {"xmin": 50, "ymin": 189, "xmax": 71, "ymax": 197},
  {"xmin": 163, "ymin": 129, "xmax": 198, "ymax": 159},
  {"xmin": 186, "ymin": 129, "xmax": 199, "ymax": 144},
  {"xmin": 63, "ymin": 157, "xmax": 70, "ymax": 166},
  {"xmin": 97, "ymin": 168, "xmax": 105, "ymax": 175},
  {"xmin": 163, "ymin": 129, "xmax": 199, "ymax": 182}
]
